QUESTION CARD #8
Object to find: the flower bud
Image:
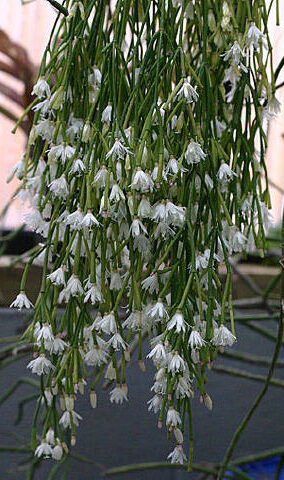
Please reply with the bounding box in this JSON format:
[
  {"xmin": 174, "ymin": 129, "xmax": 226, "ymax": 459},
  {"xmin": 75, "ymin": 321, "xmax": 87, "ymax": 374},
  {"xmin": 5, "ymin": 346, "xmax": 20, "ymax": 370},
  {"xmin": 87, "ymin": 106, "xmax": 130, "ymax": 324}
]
[
  {"xmin": 90, "ymin": 390, "xmax": 97, "ymax": 408},
  {"xmin": 174, "ymin": 428, "xmax": 184, "ymax": 444},
  {"xmin": 52, "ymin": 444, "xmax": 63, "ymax": 461},
  {"xmin": 204, "ymin": 393, "xmax": 213, "ymax": 411},
  {"xmin": 50, "ymin": 86, "xmax": 65, "ymax": 110},
  {"xmin": 82, "ymin": 122, "xmax": 91, "ymax": 142}
]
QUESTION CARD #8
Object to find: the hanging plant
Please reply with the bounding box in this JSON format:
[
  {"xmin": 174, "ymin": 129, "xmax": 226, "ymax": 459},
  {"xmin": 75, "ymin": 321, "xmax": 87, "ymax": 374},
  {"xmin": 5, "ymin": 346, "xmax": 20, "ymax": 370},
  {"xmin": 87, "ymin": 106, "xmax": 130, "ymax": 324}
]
[{"xmin": 10, "ymin": 0, "xmax": 281, "ymax": 468}]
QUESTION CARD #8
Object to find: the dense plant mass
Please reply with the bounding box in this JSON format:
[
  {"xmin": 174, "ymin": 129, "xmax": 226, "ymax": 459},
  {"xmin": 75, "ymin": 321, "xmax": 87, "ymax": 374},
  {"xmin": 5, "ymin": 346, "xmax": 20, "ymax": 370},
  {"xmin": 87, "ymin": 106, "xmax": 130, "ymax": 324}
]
[{"xmin": 10, "ymin": 0, "xmax": 279, "ymax": 467}]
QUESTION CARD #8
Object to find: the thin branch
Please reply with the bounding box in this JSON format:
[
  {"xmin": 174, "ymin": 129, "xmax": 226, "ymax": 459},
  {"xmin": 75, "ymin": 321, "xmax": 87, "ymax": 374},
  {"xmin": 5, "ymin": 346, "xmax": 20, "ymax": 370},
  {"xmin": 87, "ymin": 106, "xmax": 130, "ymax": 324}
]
[
  {"xmin": 46, "ymin": 0, "xmax": 68, "ymax": 16},
  {"xmin": 216, "ymin": 205, "xmax": 284, "ymax": 480},
  {"xmin": 212, "ymin": 365, "xmax": 284, "ymax": 388}
]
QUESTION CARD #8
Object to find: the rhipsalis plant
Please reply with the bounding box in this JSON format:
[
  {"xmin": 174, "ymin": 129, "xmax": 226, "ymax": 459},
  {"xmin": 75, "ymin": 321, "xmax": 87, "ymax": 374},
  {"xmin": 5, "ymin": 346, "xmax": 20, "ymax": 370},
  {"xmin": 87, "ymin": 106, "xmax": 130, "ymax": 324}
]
[{"xmin": 10, "ymin": 0, "xmax": 281, "ymax": 468}]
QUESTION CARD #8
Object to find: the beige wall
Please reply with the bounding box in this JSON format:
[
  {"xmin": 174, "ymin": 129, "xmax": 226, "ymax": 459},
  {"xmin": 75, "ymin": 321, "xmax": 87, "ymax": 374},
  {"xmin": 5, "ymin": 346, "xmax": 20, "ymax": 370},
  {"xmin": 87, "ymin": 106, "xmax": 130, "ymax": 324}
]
[
  {"xmin": 0, "ymin": 2, "xmax": 283, "ymax": 228},
  {"xmin": 0, "ymin": 0, "xmax": 55, "ymax": 228}
]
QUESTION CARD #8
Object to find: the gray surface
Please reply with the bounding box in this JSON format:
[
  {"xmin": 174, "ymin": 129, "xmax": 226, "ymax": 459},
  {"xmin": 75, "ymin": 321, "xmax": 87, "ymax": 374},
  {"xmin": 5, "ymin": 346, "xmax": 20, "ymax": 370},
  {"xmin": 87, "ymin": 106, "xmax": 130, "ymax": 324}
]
[{"xmin": 0, "ymin": 309, "xmax": 283, "ymax": 480}]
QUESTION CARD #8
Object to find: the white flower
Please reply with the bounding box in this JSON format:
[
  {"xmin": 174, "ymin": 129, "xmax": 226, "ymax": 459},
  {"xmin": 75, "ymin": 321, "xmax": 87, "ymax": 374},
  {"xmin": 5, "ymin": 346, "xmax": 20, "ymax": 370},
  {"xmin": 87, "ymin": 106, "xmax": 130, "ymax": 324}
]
[
  {"xmin": 48, "ymin": 144, "xmax": 75, "ymax": 164},
  {"xmin": 167, "ymin": 311, "xmax": 186, "ymax": 334},
  {"xmin": 131, "ymin": 168, "xmax": 154, "ymax": 192},
  {"xmin": 129, "ymin": 218, "xmax": 147, "ymax": 238},
  {"xmin": 52, "ymin": 445, "xmax": 63, "ymax": 461},
  {"xmin": 70, "ymin": 158, "xmax": 85, "ymax": 175},
  {"xmin": 59, "ymin": 410, "xmax": 82, "ymax": 429},
  {"xmin": 147, "ymin": 342, "xmax": 167, "ymax": 362},
  {"xmin": 108, "ymin": 333, "xmax": 127, "ymax": 351},
  {"xmin": 10, "ymin": 292, "xmax": 33, "ymax": 310},
  {"xmin": 152, "ymin": 202, "xmax": 166, "ymax": 221},
  {"xmin": 110, "ymin": 385, "xmax": 128, "ymax": 404},
  {"xmin": 81, "ymin": 211, "xmax": 100, "ymax": 229},
  {"xmin": 166, "ymin": 407, "xmax": 181, "ymax": 427},
  {"xmin": 89, "ymin": 67, "xmax": 102, "ymax": 87},
  {"xmin": 27, "ymin": 355, "xmax": 54, "ymax": 375},
  {"xmin": 84, "ymin": 284, "xmax": 102, "ymax": 304},
  {"xmin": 109, "ymin": 184, "xmax": 125, "ymax": 203},
  {"xmin": 106, "ymin": 139, "xmax": 131, "ymax": 160},
  {"xmin": 177, "ymin": 80, "xmax": 198, "ymax": 103},
  {"xmin": 49, "ymin": 175, "xmax": 69, "ymax": 199},
  {"xmin": 205, "ymin": 174, "xmax": 214, "ymax": 190},
  {"xmin": 122, "ymin": 311, "xmax": 142, "ymax": 330},
  {"xmin": 138, "ymin": 197, "xmax": 151, "ymax": 218},
  {"xmin": 223, "ymin": 66, "xmax": 240, "ymax": 102},
  {"xmin": 49, "ymin": 85, "xmax": 65, "ymax": 109},
  {"xmin": 102, "ymin": 104, "xmax": 112, "ymax": 123},
  {"xmin": 32, "ymin": 78, "xmax": 50, "ymax": 99},
  {"xmin": 149, "ymin": 300, "xmax": 168, "ymax": 320},
  {"xmin": 167, "ymin": 445, "xmax": 187, "ymax": 464},
  {"xmin": 65, "ymin": 209, "xmax": 85, "ymax": 230},
  {"xmin": 168, "ymin": 352, "xmax": 186, "ymax": 373},
  {"xmin": 93, "ymin": 167, "xmax": 109, "ymax": 188},
  {"xmin": 229, "ymin": 228, "xmax": 247, "ymax": 253},
  {"xmin": 46, "ymin": 428, "xmax": 55, "ymax": 445},
  {"xmin": 95, "ymin": 312, "xmax": 117, "ymax": 335},
  {"xmin": 188, "ymin": 330, "xmax": 205, "ymax": 349},
  {"xmin": 58, "ymin": 275, "xmax": 83, "ymax": 303},
  {"xmin": 212, "ymin": 325, "xmax": 236, "ymax": 347},
  {"xmin": 141, "ymin": 273, "xmax": 159, "ymax": 294},
  {"xmin": 110, "ymin": 271, "xmax": 122, "ymax": 291},
  {"xmin": 247, "ymin": 23, "xmax": 267, "ymax": 50},
  {"xmin": 84, "ymin": 346, "xmax": 109, "ymax": 366},
  {"xmin": 258, "ymin": 200, "xmax": 273, "ymax": 232},
  {"xmin": 217, "ymin": 163, "xmax": 237, "ymax": 185},
  {"xmin": 33, "ymin": 98, "xmax": 50, "ymax": 114},
  {"xmin": 184, "ymin": 142, "xmax": 206, "ymax": 164},
  {"xmin": 222, "ymin": 42, "xmax": 247, "ymax": 72},
  {"xmin": 266, "ymin": 95, "xmax": 281, "ymax": 117},
  {"xmin": 47, "ymin": 267, "xmax": 66, "ymax": 286},
  {"xmin": 165, "ymin": 202, "xmax": 186, "ymax": 226},
  {"xmin": 35, "ymin": 441, "xmax": 53, "ymax": 458},
  {"xmin": 48, "ymin": 336, "xmax": 68, "ymax": 355},
  {"xmin": 147, "ymin": 394, "xmax": 162, "ymax": 413},
  {"xmin": 36, "ymin": 323, "xmax": 54, "ymax": 344}
]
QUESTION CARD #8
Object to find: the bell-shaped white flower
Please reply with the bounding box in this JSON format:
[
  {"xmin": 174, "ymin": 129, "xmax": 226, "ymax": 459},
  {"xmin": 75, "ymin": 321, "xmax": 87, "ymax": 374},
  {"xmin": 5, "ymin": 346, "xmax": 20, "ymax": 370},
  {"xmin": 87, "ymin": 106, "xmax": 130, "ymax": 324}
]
[
  {"xmin": 177, "ymin": 80, "xmax": 198, "ymax": 103},
  {"xmin": 102, "ymin": 104, "xmax": 112, "ymax": 123},
  {"xmin": 166, "ymin": 407, "xmax": 181, "ymax": 427},
  {"xmin": 212, "ymin": 325, "xmax": 236, "ymax": 347},
  {"xmin": 131, "ymin": 168, "xmax": 154, "ymax": 192},
  {"xmin": 188, "ymin": 330, "xmax": 205, "ymax": 349},
  {"xmin": 184, "ymin": 142, "xmax": 206, "ymax": 164},
  {"xmin": 49, "ymin": 175, "xmax": 69, "ymax": 199},
  {"xmin": 10, "ymin": 292, "xmax": 33, "ymax": 310},
  {"xmin": 247, "ymin": 23, "xmax": 267, "ymax": 50},
  {"xmin": 167, "ymin": 445, "xmax": 187, "ymax": 464},
  {"xmin": 59, "ymin": 410, "xmax": 82, "ymax": 429},
  {"xmin": 167, "ymin": 311, "xmax": 186, "ymax": 334},
  {"xmin": 109, "ymin": 385, "xmax": 128, "ymax": 404},
  {"xmin": 27, "ymin": 354, "xmax": 55, "ymax": 375},
  {"xmin": 47, "ymin": 267, "xmax": 66, "ymax": 286},
  {"xmin": 147, "ymin": 342, "xmax": 167, "ymax": 362},
  {"xmin": 32, "ymin": 78, "xmax": 51, "ymax": 99},
  {"xmin": 35, "ymin": 441, "xmax": 53, "ymax": 458}
]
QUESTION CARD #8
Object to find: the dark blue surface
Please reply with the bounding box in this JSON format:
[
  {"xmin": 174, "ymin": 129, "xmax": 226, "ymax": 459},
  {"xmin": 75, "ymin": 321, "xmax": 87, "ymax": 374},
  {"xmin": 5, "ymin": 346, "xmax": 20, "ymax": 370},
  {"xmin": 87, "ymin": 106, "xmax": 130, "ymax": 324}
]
[{"xmin": 226, "ymin": 456, "xmax": 284, "ymax": 479}]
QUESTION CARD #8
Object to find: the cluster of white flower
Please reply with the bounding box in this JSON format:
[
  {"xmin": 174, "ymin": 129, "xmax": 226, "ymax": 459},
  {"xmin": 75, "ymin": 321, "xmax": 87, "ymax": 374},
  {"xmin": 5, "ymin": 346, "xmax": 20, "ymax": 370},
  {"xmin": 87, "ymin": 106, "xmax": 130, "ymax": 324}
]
[{"xmin": 9, "ymin": 0, "xmax": 278, "ymax": 467}]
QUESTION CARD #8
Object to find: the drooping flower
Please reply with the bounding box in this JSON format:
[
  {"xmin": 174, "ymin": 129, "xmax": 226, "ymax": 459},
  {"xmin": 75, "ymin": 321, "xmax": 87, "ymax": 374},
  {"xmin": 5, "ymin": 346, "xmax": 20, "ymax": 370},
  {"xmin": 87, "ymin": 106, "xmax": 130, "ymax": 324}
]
[
  {"xmin": 109, "ymin": 385, "xmax": 128, "ymax": 404},
  {"xmin": 167, "ymin": 445, "xmax": 187, "ymax": 464},
  {"xmin": 27, "ymin": 355, "xmax": 55, "ymax": 375},
  {"xmin": 212, "ymin": 325, "xmax": 236, "ymax": 347},
  {"xmin": 10, "ymin": 292, "xmax": 34, "ymax": 310},
  {"xmin": 184, "ymin": 142, "xmax": 206, "ymax": 165}
]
